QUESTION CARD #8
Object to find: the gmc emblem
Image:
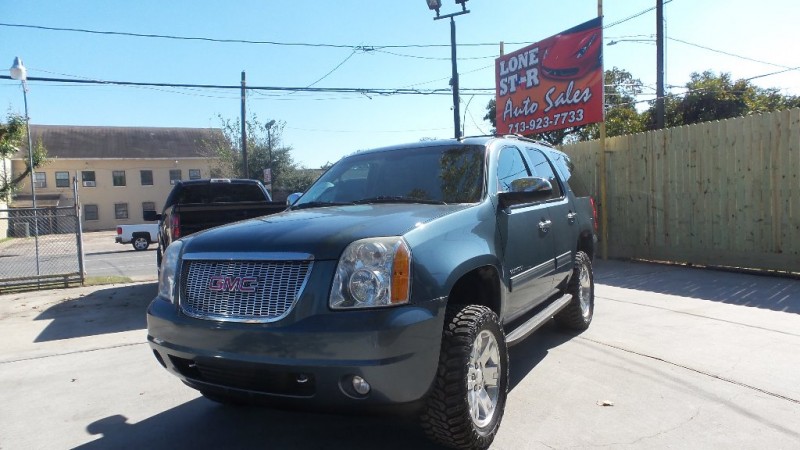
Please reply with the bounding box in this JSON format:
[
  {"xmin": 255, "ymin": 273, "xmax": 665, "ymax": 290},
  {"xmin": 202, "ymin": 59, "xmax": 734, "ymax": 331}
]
[{"xmin": 209, "ymin": 276, "xmax": 258, "ymax": 293}]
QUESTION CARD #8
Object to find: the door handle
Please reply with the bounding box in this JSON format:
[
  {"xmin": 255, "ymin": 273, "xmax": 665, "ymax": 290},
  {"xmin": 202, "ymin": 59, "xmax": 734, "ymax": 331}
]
[
  {"xmin": 567, "ymin": 211, "xmax": 577, "ymax": 222},
  {"xmin": 538, "ymin": 219, "xmax": 552, "ymax": 232}
]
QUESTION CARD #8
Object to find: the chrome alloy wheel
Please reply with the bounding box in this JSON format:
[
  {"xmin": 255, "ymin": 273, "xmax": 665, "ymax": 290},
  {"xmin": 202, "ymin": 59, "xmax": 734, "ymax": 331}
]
[
  {"xmin": 578, "ymin": 261, "xmax": 592, "ymax": 320},
  {"xmin": 467, "ymin": 329, "xmax": 501, "ymax": 428}
]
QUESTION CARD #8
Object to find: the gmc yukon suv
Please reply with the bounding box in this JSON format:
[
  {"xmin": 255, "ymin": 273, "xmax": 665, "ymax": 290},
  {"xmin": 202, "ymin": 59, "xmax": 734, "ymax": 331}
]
[{"xmin": 147, "ymin": 136, "xmax": 597, "ymax": 450}]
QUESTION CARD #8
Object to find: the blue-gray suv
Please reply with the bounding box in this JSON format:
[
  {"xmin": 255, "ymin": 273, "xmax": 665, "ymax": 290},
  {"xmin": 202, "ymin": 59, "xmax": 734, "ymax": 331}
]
[{"xmin": 147, "ymin": 135, "xmax": 597, "ymax": 449}]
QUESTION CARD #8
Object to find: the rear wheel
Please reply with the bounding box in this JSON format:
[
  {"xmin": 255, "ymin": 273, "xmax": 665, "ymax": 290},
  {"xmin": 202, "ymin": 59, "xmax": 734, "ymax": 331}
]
[
  {"xmin": 132, "ymin": 236, "xmax": 150, "ymax": 251},
  {"xmin": 421, "ymin": 305, "xmax": 508, "ymax": 450},
  {"xmin": 555, "ymin": 250, "xmax": 594, "ymax": 330}
]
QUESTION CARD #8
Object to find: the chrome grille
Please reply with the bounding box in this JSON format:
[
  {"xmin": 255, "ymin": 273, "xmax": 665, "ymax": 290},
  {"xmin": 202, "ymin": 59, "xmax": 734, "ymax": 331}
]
[{"xmin": 180, "ymin": 259, "xmax": 312, "ymax": 322}]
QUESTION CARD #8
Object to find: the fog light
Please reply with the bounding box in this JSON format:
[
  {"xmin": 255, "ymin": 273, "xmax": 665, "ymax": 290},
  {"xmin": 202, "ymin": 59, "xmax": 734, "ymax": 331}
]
[{"xmin": 352, "ymin": 376, "xmax": 371, "ymax": 395}]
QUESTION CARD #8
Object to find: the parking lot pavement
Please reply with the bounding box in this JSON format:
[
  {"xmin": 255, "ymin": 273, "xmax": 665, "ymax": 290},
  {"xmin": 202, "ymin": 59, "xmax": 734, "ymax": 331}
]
[{"xmin": 1, "ymin": 260, "xmax": 799, "ymax": 449}]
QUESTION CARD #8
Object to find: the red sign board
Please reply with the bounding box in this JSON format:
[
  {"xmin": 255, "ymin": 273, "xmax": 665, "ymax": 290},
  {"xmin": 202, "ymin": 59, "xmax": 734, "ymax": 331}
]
[{"xmin": 495, "ymin": 17, "xmax": 603, "ymax": 135}]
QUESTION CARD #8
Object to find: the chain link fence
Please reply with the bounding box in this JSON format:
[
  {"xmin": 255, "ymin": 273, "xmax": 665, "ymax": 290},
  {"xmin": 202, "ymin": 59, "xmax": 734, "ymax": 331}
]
[{"xmin": 0, "ymin": 205, "xmax": 85, "ymax": 293}]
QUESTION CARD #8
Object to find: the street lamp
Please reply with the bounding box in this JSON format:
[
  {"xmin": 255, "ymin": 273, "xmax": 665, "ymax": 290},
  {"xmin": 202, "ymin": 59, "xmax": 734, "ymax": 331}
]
[
  {"xmin": 426, "ymin": 0, "xmax": 470, "ymax": 140},
  {"xmin": 265, "ymin": 120, "xmax": 276, "ymax": 194},
  {"xmin": 9, "ymin": 56, "xmax": 40, "ymax": 275},
  {"xmin": 9, "ymin": 57, "xmax": 36, "ymax": 209}
]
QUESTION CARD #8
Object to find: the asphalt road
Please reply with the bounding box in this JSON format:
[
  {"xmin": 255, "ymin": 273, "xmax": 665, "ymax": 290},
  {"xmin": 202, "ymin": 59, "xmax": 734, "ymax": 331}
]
[
  {"xmin": 1, "ymin": 260, "xmax": 798, "ymax": 449},
  {"xmin": 83, "ymin": 231, "xmax": 159, "ymax": 281}
]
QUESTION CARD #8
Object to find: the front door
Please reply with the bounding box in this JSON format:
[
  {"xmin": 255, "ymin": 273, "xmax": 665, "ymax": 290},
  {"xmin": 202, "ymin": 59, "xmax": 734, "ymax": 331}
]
[{"xmin": 495, "ymin": 146, "xmax": 557, "ymax": 322}]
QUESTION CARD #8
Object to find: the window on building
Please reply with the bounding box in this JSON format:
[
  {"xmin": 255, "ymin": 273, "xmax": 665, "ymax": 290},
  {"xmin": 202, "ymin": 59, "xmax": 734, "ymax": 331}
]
[
  {"xmin": 169, "ymin": 169, "xmax": 182, "ymax": 185},
  {"xmin": 84, "ymin": 204, "xmax": 98, "ymax": 221},
  {"xmin": 113, "ymin": 170, "xmax": 126, "ymax": 187},
  {"xmin": 56, "ymin": 171, "xmax": 70, "ymax": 188},
  {"xmin": 142, "ymin": 202, "xmax": 156, "ymax": 220},
  {"xmin": 189, "ymin": 169, "xmax": 201, "ymax": 180},
  {"xmin": 34, "ymin": 172, "xmax": 46, "ymax": 189},
  {"xmin": 115, "ymin": 203, "xmax": 129, "ymax": 220},
  {"xmin": 82, "ymin": 171, "xmax": 96, "ymax": 187},
  {"xmin": 140, "ymin": 170, "xmax": 153, "ymax": 186}
]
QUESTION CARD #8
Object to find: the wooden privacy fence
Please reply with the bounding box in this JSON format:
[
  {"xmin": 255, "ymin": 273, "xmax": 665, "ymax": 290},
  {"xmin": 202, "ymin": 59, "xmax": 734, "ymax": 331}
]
[{"xmin": 561, "ymin": 108, "xmax": 800, "ymax": 273}]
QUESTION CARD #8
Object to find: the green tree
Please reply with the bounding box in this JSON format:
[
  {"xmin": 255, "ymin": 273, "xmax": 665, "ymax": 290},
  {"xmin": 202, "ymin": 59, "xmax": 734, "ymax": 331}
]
[
  {"xmin": 0, "ymin": 113, "xmax": 47, "ymax": 202},
  {"xmin": 643, "ymin": 70, "xmax": 800, "ymax": 129},
  {"xmin": 204, "ymin": 115, "xmax": 317, "ymax": 194}
]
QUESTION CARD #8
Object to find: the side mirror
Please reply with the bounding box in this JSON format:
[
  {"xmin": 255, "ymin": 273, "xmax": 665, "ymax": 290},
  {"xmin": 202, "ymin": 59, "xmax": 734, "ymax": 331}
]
[
  {"xmin": 497, "ymin": 177, "xmax": 553, "ymax": 210},
  {"xmin": 287, "ymin": 192, "xmax": 303, "ymax": 206},
  {"xmin": 143, "ymin": 210, "xmax": 161, "ymax": 222}
]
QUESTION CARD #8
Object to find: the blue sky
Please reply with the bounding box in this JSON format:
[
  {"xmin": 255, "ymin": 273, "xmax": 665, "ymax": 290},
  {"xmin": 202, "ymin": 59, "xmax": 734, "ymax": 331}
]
[{"xmin": 2, "ymin": 0, "xmax": 798, "ymax": 169}]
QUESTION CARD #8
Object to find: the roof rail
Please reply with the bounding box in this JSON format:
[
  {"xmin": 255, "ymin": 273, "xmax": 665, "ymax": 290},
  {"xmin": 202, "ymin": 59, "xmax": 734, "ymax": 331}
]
[{"xmin": 501, "ymin": 134, "xmax": 555, "ymax": 148}]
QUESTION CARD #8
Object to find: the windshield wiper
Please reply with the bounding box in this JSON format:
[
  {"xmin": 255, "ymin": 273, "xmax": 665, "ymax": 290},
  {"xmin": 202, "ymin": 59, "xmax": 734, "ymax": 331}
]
[
  {"xmin": 291, "ymin": 201, "xmax": 352, "ymax": 210},
  {"xmin": 352, "ymin": 196, "xmax": 447, "ymax": 205}
]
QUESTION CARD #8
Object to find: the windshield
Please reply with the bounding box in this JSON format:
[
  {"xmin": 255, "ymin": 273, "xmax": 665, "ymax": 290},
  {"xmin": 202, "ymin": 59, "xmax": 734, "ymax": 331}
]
[{"xmin": 293, "ymin": 145, "xmax": 485, "ymax": 208}]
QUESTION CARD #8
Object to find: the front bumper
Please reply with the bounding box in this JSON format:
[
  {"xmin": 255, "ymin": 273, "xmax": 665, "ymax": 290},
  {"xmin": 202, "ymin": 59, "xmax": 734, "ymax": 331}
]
[{"xmin": 147, "ymin": 295, "xmax": 447, "ymax": 413}]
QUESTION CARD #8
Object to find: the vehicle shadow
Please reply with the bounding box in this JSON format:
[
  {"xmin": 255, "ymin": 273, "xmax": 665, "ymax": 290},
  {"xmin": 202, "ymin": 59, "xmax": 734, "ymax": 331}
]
[
  {"xmin": 33, "ymin": 282, "xmax": 157, "ymax": 342},
  {"xmin": 594, "ymin": 259, "xmax": 800, "ymax": 314},
  {"xmin": 74, "ymin": 398, "xmax": 440, "ymax": 450},
  {"xmin": 508, "ymin": 320, "xmax": 577, "ymax": 392}
]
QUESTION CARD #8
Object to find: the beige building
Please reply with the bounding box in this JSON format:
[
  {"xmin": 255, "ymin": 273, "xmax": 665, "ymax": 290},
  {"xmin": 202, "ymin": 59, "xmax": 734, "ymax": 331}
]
[{"xmin": 10, "ymin": 125, "xmax": 222, "ymax": 231}]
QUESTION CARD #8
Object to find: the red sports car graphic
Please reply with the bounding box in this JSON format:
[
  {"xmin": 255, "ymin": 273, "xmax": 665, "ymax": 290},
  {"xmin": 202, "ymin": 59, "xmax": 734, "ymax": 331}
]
[{"xmin": 541, "ymin": 29, "xmax": 602, "ymax": 80}]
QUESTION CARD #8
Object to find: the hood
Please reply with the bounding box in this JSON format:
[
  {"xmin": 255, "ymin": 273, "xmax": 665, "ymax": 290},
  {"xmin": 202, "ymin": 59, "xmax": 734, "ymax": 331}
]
[{"xmin": 182, "ymin": 203, "xmax": 468, "ymax": 260}]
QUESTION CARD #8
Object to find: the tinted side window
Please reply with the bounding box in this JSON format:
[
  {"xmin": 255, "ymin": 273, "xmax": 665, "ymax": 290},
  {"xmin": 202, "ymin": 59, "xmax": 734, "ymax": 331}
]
[
  {"xmin": 524, "ymin": 148, "xmax": 562, "ymax": 199},
  {"xmin": 546, "ymin": 150, "xmax": 590, "ymax": 197},
  {"xmin": 497, "ymin": 146, "xmax": 531, "ymax": 193}
]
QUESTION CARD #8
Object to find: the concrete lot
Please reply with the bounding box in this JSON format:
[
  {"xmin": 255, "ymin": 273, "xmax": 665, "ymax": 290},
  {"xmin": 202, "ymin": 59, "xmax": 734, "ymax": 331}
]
[{"xmin": 0, "ymin": 260, "xmax": 798, "ymax": 449}]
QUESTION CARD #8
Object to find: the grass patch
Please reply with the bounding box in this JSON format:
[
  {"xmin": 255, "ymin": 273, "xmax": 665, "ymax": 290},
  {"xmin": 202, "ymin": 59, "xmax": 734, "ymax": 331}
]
[{"xmin": 83, "ymin": 275, "xmax": 134, "ymax": 286}]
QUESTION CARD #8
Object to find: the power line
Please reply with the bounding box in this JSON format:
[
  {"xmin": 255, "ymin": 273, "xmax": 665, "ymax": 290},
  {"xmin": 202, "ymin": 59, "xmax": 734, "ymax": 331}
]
[
  {"xmin": 604, "ymin": 0, "xmax": 674, "ymax": 28},
  {"xmin": 0, "ymin": 74, "xmax": 494, "ymax": 95},
  {"xmin": 667, "ymin": 37, "xmax": 794, "ymax": 69},
  {"xmin": 0, "ymin": 21, "xmax": 523, "ymax": 49}
]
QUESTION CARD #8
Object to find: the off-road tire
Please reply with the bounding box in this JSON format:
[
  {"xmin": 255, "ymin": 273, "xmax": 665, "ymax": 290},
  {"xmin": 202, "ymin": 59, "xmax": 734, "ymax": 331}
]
[
  {"xmin": 421, "ymin": 305, "xmax": 508, "ymax": 450},
  {"xmin": 555, "ymin": 250, "xmax": 594, "ymax": 330}
]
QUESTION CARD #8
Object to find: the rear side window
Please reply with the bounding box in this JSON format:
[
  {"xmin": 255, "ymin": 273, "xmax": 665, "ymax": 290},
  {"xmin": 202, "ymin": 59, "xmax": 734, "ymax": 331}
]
[{"xmin": 544, "ymin": 150, "xmax": 591, "ymax": 198}]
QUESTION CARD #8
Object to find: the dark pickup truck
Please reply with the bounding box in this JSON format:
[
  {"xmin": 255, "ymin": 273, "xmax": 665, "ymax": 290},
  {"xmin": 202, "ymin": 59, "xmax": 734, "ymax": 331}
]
[
  {"xmin": 144, "ymin": 178, "xmax": 286, "ymax": 267},
  {"xmin": 147, "ymin": 136, "xmax": 597, "ymax": 450}
]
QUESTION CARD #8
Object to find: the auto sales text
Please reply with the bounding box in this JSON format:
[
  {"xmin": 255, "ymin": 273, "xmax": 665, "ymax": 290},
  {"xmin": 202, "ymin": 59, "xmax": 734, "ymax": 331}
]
[{"xmin": 501, "ymin": 81, "xmax": 593, "ymax": 122}]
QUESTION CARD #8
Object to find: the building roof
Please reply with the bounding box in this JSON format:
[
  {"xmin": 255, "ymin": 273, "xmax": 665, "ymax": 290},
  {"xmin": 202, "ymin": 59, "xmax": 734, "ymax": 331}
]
[{"xmin": 14, "ymin": 125, "xmax": 224, "ymax": 159}]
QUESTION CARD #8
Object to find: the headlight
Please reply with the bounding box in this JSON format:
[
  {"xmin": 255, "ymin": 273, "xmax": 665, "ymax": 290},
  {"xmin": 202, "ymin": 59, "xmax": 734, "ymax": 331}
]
[
  {"xmin": 330, "ymin": 237, "xmax": 411, "ymax": 309},
  {"xmin": 158, "ymin": 240, "xmax": 184, "ymax": 303}
]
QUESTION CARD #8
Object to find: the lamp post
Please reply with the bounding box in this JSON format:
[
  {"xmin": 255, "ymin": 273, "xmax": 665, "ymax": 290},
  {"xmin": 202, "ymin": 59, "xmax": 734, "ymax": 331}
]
[
  {"xmin": 265, "ymin": 120, "xmax": 276, "ymax": 194},
  {"xmin": 9, "ymin": 56, "xmax": 40, "ymax": 275},
  {"xmin": 426, "ymin": 0, "xmax": 470, "ymax": 140}
]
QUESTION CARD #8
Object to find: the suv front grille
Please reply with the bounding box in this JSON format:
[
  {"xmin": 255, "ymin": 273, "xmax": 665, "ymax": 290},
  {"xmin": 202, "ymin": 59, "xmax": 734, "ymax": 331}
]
[{"xmin": 180, "ymin": 259, "xmax": 312, "ymax": 322}]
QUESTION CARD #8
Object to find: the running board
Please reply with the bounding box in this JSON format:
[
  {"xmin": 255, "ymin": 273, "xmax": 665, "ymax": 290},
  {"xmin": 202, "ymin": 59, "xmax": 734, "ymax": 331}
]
[{"xmin": 505, "ymin": 293, "xmax": 572, "ymax": 346}]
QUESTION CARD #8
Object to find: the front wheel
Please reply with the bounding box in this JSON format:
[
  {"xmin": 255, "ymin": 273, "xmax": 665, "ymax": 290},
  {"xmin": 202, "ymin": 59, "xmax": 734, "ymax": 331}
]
[
  {"xmin": 132, "ymin": 236, "xmax": 150, "ymax": 251},
  {"xmin": 421, "ymin": 305, "xmax": 508, "ymax": 450}
]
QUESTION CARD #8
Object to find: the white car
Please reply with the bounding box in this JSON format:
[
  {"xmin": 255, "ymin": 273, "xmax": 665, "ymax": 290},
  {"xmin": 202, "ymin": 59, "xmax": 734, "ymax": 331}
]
[{"xmin": 115, "ymin": 224, "xmax": 159, "ymax": 251}]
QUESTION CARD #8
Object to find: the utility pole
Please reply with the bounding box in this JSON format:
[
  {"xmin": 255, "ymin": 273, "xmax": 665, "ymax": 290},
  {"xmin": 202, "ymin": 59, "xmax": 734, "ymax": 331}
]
[
  {"xmin": 450, "ymin": 17, "xmax": 461, "ymax": 140},
  {"xmin": 656, "ymin": 0, "xmax": 665, "ymax": 129},
  {"xmin": 241, "ymin": 71, "xmax": 248, "ymax": 178}
]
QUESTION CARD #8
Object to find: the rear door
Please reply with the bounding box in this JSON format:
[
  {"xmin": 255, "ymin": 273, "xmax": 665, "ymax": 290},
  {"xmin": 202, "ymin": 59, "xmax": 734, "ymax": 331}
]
[
  {"xmin": 495, "ymin": 145, "xmax": 557, "ymax": 322},
  {"xmin": 523, "ymin": 147, "xmax": 577, "ymax": 285}
]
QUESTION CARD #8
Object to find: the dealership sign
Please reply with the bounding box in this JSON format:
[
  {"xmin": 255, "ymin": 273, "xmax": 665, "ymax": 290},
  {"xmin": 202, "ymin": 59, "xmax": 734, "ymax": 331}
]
[{"xmin": 495, "ymin": 17, "xmax": 603, "ymax": 135}]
